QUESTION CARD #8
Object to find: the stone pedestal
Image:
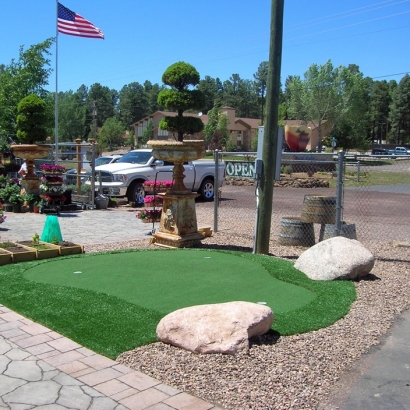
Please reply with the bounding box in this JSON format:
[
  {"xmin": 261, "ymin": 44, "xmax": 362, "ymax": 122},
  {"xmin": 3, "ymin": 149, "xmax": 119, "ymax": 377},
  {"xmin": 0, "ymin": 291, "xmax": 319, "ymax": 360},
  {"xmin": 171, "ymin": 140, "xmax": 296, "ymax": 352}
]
[
  {"xmin": 152, "ymin": 193, "xmax": 203, "ymax": 248},
  {"xmin": 11, "ymin": 144, "xmax": 50, "ymax": 194},
  {"xmin": 148, "ymin": 140, "xmax": 206, "ymax": 249}
]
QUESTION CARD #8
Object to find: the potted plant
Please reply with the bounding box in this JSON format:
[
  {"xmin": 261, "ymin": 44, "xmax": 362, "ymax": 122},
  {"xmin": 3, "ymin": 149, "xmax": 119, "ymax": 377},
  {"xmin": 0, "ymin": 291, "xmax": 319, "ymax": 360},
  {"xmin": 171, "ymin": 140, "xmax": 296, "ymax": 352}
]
[
  {"xmin": 9, "ymin": 193, "xmax": 24, "ymax": 213},
  {"xmin": 11, "ymin": 94, "xmax": 51, "ymax": 194},
  {"xmin": 0, "ymin": 182, "xmax": 21, "ymax": 211},
  {"xmin": 136, "ymin": 209, "xmax": 162, "ymax": 223}
]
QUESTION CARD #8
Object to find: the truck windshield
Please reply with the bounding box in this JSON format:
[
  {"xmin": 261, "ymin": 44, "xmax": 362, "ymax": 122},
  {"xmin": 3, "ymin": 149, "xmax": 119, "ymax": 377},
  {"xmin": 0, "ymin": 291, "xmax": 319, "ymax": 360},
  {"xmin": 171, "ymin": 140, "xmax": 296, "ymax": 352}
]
[{"xmin": 117, "ymin": 151, "xmax": 151, "ymax": 164}]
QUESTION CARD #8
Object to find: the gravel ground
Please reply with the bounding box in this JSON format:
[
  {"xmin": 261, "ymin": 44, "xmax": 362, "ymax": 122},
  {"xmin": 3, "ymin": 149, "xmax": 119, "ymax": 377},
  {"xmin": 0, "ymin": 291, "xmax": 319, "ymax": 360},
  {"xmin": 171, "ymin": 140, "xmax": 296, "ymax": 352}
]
[{"xmin": 84, "ymin": 206, "xmax": 410, "ymax": 410}]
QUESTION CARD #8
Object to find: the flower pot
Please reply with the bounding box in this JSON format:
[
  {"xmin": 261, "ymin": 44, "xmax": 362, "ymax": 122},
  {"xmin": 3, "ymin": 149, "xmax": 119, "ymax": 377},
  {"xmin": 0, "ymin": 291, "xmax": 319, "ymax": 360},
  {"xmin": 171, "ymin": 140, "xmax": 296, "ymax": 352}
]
[
  {"xmin": 3, "ymin": 203, "xmax": 13, "ymax": 212},
  {"xmin": 33, "ymin": 205, "xmax": 40, "ymax": 213},
  {"xmin": 12, "ymin": 203, "xmax": 21, "ymax": 213},
  {"xmin": 141, "ymin": 218, "xmax": 161, "ymax": 224}
]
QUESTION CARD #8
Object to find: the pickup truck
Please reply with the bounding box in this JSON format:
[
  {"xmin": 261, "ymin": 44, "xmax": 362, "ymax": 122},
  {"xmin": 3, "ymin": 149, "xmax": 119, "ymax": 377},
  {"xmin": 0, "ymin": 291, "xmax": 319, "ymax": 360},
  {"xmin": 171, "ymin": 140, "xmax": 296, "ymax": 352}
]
[
  {"xmin": 387, "ymin": 147, "xmax": 410, "ymax": 156},
  {"xmin": 88, "ymin": 148, "xmax": 224, "ymax": 204}
]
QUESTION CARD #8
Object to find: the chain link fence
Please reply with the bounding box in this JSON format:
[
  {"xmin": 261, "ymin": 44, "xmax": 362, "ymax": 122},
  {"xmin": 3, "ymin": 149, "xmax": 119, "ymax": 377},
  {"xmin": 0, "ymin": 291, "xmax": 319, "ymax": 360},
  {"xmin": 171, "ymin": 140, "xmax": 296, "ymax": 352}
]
[{"xmin": 205, "ymin": 151, "xmax": 410, "ymax": 254}]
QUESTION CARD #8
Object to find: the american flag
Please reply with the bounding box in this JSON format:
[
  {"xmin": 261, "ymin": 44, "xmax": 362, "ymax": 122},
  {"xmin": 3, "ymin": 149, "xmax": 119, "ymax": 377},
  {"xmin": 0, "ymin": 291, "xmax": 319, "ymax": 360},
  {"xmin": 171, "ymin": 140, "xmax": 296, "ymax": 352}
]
[{"xmin": 58, "ymin": 3, "xmax": 104, "ymax": 39}]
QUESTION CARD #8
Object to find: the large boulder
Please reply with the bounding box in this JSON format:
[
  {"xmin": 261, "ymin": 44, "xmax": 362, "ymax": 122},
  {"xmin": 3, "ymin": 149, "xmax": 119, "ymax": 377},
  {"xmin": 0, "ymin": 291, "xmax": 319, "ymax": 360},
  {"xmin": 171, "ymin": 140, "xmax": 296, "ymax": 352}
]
[
  {"xmin": 294, "ymin": 236, "xmax": 375, "ymax": 280},
  {"xmin": 156, "ymin": 301, "xmax": 274, "ymax": 354}
]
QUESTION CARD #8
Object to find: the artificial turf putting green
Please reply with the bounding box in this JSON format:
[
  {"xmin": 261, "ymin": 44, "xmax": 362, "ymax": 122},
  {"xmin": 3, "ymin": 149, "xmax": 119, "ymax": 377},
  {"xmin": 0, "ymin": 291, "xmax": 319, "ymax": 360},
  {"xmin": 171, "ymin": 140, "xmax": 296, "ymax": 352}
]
[
  {"xmin": 0, "ymin": 249, "xmax": 356, "ymax": 359},
  {"xmin": 23, "ymin": 249, "xmax": 315, "ymax": 314}
]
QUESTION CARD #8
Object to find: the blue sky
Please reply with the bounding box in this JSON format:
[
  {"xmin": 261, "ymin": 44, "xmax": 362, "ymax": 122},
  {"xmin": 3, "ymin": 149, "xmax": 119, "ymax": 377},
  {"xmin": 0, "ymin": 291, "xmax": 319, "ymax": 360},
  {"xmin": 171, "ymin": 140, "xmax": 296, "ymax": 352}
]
[{"xmin": 2, "ymin": 0, "xmax": 410, "ymax": 93}]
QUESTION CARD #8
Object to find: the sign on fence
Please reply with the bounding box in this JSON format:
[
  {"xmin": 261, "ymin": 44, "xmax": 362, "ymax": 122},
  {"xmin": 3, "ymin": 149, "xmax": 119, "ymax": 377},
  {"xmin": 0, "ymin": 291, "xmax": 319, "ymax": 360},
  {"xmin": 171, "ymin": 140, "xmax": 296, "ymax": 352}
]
[{"xmin": 225, "ymin": 161, "xmax": 255, "ymax": 178}]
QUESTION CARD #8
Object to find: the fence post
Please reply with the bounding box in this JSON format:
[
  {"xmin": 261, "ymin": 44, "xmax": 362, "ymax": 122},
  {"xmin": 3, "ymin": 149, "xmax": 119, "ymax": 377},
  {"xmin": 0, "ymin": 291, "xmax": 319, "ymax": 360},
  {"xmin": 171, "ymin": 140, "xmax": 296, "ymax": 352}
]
[
  {"xmin": 357, "ymin": 160, "xmax": 360, "ymax": 182},
  {"xmin": 335, "ymin": 151, "xmax": 344, "ymax": 236},
  {"xmin": 213, "ymin": 149, "xmax": 219, "ymax": 233}
]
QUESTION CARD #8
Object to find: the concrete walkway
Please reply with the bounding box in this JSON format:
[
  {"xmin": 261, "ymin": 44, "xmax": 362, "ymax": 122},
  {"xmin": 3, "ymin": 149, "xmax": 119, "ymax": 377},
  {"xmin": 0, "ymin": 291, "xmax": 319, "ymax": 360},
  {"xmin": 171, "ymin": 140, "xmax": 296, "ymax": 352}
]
[
  {"xmin": 0, "ymin": 305, "xmax": 220, "ymax": 410},
  {"xmin": 0, "ymin": 210, "xmax": 221, "ymax": 409}
]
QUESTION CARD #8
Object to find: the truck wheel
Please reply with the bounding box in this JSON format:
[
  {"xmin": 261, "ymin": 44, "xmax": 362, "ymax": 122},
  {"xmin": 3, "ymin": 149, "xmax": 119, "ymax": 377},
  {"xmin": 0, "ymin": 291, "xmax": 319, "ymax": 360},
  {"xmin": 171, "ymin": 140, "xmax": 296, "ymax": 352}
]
[
  {"xmin": 128, "ymin": 181, "xmax": 145, "ymax": 206},
  {"xmin": 199, "ymin": 178, "xmax": 214, "ymax": 201}
]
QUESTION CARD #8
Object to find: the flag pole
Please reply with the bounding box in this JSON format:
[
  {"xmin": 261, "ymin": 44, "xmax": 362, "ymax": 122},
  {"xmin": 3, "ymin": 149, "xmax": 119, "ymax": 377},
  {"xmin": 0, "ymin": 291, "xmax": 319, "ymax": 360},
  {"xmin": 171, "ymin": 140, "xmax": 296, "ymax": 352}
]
[{"xmin": 55, "ymin": 0, "xmax": 59, "ymax": 165}]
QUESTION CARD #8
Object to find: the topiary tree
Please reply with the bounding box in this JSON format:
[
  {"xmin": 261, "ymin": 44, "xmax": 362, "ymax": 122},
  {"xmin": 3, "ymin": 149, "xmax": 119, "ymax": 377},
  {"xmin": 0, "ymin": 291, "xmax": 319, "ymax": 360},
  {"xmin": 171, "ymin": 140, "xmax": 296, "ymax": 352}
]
[
  {"xmin": 16, "ymin": 94, "xmax": 48, "ymax": 144},
  {"xmin": 157, "ymin": 62, "xmax": 206, "ymax": 142}
]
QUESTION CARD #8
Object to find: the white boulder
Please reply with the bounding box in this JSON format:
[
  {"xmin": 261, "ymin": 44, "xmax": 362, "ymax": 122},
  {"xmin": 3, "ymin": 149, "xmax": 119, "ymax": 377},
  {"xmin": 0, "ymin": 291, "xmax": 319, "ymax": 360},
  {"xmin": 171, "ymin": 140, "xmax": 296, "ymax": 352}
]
[
  {"xmin": 294, "ymin": 236, "xmax": 375, "ymax": 280},
  {"xmin": 156, "ymin": 301, "xmax": 274, "ymax": 354}
]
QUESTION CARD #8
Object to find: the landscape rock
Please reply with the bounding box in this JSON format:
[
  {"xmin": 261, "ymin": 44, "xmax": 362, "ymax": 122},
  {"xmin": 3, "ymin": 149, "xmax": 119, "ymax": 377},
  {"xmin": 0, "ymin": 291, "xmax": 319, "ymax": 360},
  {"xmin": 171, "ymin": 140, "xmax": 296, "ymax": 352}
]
[
  {"xmin": 294, "ymin": 236, "xmax": 375, "ymax": 280},
  {"xmin": 156, "ymin": 301, "xmax": 274, "ymax": 355}
]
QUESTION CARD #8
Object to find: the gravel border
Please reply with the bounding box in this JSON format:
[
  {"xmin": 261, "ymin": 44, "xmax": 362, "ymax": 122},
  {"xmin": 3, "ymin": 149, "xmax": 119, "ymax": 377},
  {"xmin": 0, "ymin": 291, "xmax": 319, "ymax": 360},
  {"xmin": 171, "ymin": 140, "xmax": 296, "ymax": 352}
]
[{"xmin": 83, "ymin": 230, "xmax": 410, "ymax": 410}]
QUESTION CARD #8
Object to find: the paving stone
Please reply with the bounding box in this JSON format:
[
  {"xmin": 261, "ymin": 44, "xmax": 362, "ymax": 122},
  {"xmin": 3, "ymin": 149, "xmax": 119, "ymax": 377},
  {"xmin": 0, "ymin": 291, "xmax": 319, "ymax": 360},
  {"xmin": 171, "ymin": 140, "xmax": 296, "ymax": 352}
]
[
  {"xmin": 5, "ymin": 360, "xmax": 42, "ymax": 382},
  {"xmin": 14, "ymin": 334, "xmax": 53, "ymax": 349},
  {"xmin": 87, "ymin": 396, "xmax": 120, "ymax": 410},
  {"xmin": 0, "ymin": 338, "xmax": 12, "ymax": 355},
  {"xmin": 0, "ymin": 328, "xmax": 27, "ymax": 339},
  {"xmin": 0, "ymin": 322, "xmax": 21, "ymax": 332},
  {"xmin": 81, "ymin": 385, "xmax": 105, "ymax": 398},
  {"xmin": 163, "ymin": 392, "xmax": 215, "ymax": 410},
  {"xmin": 38, "ymin": 361, "xmax": 56, "ymax": 372},
  {"xmin": 119, "ymin": 388, "xmax": 169, "ymax": 410},
  {"xmin": 155, "ymin": 384, "xmax": 180, "ymax": 396},
  {"xmin": 57, "ymin": 360, "xmax": 90, "ymax": 375},
  {"xmin": 8, "ymin": 404, "xmax": 34, "ymax": 410},
  {"xmin": 47, "ymin": 337, "xmax": 81, "ymax": 353},
  {"xmin": 52, "ymin": 371, "xmax": 83, "ymax": 386},
  {"xmin": 118, "ymin": 371, "xmax": 160, "ymax": 391},
  {"xmin": 5, "ymin": 348, "xmax": 32, "ymax": 361},
  {"xmin": 3, "ymin": 381, "xmax": 60, "ymax": 406},
  {"xmin": 79, "ymin": 354, "xmax": 117, "ymax": 370},
  {"xmin": 25, "ymin": 342, "xmax": 55, "ymax": 356},
  {"xmin": 110, "ymin": 387, "xmax": 139, "ymax": 402},
  {"xmin": 94, "ymin": 379, "xmax": 132, "ymax": 396},
  {"xmin": 144, "ymin": 404, "xmax": 175, "ymax": 410},
  {"xmin": 20, "ymin": 323, "xmax": 50, "ymax": 336},
  {"xmin": 57, "ymin": 385, "xmax": 92, "ymax": 409},
  {"xmin": 78, "ymin": 368, "xmax": 123, "ymax": 387},
  {"xmin": 0, "ymin": 375, "xmax": 27, "ymax": 396},
  {"xmin": 42, "ymin": 369, "xmax": 60, "ymax": 381},
  {"xmin": 0, "ymin": 312, "xmax": 24, "ymax": 322},
  {"xmin": 32, "ymin": 405, "xmax": 68, "ymax": 409},
  {"xmin": 43, "ymin": 350, "xmax": 86, "ymax": 367},
  {"xmin": 0, "ymin": 356, "xmax": 11, "ymax": 373}
]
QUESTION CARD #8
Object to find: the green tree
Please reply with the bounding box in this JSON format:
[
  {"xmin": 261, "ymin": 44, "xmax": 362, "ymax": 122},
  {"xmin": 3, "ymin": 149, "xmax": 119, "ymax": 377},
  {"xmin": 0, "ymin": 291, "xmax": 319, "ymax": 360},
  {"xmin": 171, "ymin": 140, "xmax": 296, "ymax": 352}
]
[
  {"xmin": 144, "ymin": 81, "xmax": 164, "ymax": 113},
  {"xmin": 368, "ymin": 80, "xmax": 392, "ymax": 144},
  {"xmin": 140, "ymin": 120, "xmax": 154, "ymax": 145},
  {"xmin": 389, "ymin": 74, "xmax": 410, "ymax": 144},
  {"xmin": 57, "ymin": 90, "xmax": 87, "ymax": 141},
  {"xmin": 99, "ymin": 117, "xmax": 125, "ymax": 150},
  {"xmin": 16, "ymin": 94, "xmax": 48, "ymax": 144},
  {"xmin": 253, "ymin": 61, "xmax": 268, "ymax": 124},
  {"xmin": 0, "ymin": 38, "xmax": 54, "ymax": 136},
  {"xmin": 198, "ymin": 76, "xmax": 223, "ymax": 113},
  {"xmin": 157, "ymin": 61, "xmax": 205, "ymax": 141},
  {"xmin": 287, "ymin": 60, "xmax": 369, "ymax": 149},
  {"xmin": 117, "ymin": 82, "xmax": 148, "ymax": 129},
  {"xmin": 87, "ymin": 83, "xmax": 118, "ymax": 127}
]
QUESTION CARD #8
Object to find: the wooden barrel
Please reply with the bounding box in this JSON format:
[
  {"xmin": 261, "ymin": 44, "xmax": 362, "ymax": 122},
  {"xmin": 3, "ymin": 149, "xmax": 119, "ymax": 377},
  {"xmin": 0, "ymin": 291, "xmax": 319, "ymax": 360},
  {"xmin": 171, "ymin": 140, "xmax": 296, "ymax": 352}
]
[
  {"xmin": 278, "ymin": 217, "xmax": 315, "ymax": 247},
  {"xmin": 321, "ymin": 222, "xmax": 357, "ymax": 241},
  {"xmin": 301, "ymin": 195, "xmax": 336, "ymax": 224}
]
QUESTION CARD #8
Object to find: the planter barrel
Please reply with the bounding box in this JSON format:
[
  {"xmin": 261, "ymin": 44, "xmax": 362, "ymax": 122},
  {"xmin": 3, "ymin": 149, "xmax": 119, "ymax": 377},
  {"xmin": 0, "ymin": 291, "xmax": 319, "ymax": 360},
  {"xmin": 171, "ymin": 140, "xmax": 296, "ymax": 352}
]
[{"xmin": 278, "ymin": 216, "xmax": 315, "ymax": 247}]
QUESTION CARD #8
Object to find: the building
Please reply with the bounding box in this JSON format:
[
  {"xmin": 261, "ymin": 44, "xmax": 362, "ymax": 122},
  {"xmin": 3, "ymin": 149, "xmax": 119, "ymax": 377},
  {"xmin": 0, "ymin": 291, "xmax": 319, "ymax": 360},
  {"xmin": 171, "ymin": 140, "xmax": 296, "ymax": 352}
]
[{"xmin": 132, "ymin": 107, "xmax": 261, "ymax": 151}]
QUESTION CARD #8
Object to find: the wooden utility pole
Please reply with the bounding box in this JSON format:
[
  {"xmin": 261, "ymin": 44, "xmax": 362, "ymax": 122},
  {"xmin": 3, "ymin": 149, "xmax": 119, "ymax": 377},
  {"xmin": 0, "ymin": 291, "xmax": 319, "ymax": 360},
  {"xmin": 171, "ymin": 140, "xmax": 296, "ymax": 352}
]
[{"xmin": 255, "ymin": 0, "xmax": 284, "ymax": 254}]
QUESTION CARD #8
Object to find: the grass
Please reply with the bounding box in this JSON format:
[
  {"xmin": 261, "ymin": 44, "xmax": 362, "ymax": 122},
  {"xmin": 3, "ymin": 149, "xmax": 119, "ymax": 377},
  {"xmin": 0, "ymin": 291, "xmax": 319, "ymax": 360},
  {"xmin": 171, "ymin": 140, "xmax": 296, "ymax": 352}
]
[{"xmin": 0, "ymin": 249, "xmax": 356, "ymax": 359}]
